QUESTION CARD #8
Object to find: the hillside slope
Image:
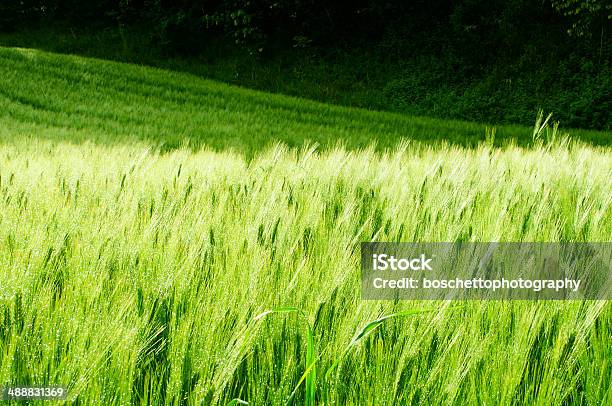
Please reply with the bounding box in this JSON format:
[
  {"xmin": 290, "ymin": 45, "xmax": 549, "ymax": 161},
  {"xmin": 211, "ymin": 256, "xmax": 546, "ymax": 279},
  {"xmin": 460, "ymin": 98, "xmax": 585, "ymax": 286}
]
[{"xmin": 1, "ymin": 47, "xmax": 610, "ymax": 154}]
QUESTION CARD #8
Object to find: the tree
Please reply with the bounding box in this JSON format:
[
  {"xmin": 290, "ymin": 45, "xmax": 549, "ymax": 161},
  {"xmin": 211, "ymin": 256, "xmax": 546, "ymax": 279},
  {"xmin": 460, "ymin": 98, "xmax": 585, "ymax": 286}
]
[{"xmin": 551, "ymin": 0, "xmax": 611, "ymax": 37}]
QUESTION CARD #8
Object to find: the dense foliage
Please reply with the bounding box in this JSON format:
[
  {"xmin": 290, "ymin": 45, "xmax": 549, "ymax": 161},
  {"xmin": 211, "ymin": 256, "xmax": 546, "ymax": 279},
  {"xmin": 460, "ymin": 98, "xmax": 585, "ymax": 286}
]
[
  {"xmin": 1, "ymin": 1, "xmax": 609, "ymax": 48},
  {"xmin": 1, "ymin": 1, "xmax": 609, "ymax": 129}
]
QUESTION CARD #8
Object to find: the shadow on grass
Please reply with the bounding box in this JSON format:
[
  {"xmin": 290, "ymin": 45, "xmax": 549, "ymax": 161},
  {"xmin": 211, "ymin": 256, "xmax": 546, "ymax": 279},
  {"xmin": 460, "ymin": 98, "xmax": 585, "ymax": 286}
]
[{"xmin": 0, "ymin": 45, "xmax": 610, "ymax": 157}]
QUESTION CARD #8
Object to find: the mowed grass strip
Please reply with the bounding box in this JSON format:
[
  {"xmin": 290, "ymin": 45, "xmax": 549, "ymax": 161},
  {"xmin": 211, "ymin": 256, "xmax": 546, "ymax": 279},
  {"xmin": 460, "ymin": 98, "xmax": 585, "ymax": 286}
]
[
  {"xmin": 0, "ymin": 139, "xmax": 610, "ymax": 404},
  {"xmin": 0, "ymin": 47, "xmax": 610, "ymax": 155}
]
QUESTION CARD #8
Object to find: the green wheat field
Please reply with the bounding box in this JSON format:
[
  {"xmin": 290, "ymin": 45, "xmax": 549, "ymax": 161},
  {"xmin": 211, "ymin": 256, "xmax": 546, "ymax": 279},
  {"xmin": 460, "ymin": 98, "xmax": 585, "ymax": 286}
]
[{"xmin": 0, "ymin": 47, "xmax": 611, "ymax": 405}]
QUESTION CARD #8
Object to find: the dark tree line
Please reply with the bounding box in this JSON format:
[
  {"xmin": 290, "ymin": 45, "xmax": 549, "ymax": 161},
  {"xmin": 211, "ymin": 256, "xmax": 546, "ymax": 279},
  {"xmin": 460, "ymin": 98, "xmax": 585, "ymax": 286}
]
[{"xmin": 1, "ymin": 1, "xmax": 609, "ymax": 55}]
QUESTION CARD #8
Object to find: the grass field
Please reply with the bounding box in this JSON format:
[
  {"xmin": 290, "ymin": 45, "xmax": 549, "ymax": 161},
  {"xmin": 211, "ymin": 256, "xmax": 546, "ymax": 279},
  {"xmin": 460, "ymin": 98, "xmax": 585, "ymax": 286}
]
[
  {"xmin": 1, "ymin": 47, "xmax": 610, "ymax": 154},
  {"xmin": 0, "ymin": 47, "xmax": 611, "ymax": 405}
]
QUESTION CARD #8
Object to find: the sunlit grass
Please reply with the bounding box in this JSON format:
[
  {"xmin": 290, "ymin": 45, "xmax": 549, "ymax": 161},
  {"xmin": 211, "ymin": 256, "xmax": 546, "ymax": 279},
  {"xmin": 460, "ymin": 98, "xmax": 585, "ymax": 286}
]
[
  {"xmin": 0, "ymin": 46, "xmax": 610, "ymax": 405},
  {"xmin": 0, "ymin": 137, "xmax": 610, "ymax": 404}
]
